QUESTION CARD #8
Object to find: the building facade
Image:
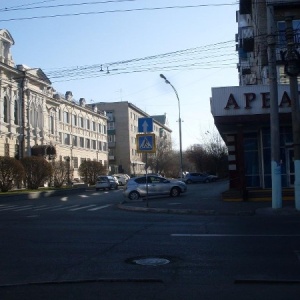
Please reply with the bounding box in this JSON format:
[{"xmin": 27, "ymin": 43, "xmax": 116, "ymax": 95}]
[
  {"xmin": 211, "ymin": 0, "xmax": 300, "ymax": 192},
  {"xmin": 91, "ymin": 101, "xmax": 172, "ymax": 176},
  {"xmin": 0, "ymin": 29, "xmax": 108, "ymax": 181}
]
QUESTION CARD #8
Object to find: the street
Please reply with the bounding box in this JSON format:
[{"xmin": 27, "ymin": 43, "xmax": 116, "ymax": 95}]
[{"xmin": 0, "ymin": 182, "xmax": 300, "ymax": 299}]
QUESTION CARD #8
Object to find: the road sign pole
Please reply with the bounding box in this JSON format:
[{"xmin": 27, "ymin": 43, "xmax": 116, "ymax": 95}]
[{"xmin": 145, "ymin": 153, "xmax": 149, "ymax": 207}]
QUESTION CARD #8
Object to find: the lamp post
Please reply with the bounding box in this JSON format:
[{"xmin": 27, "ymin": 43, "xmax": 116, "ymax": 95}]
[{"xmin": 160, "ymin": 74, "xmax": 183, "ymax": 179}]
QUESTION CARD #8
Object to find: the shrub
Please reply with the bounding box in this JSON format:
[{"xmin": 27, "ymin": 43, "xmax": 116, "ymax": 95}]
[
  {"xmin": 21, "ymin": 156, "xmax": 52, "ymax": 189},
  {"xmin": 0, "ymin": 156, "xmax": 25, "ymax": 192}
]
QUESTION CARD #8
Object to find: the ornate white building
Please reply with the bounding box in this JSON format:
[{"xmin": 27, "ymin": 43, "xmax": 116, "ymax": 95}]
[{"xmin": 0, "ymin": 29, "xmax": 108, "ymax": 180}]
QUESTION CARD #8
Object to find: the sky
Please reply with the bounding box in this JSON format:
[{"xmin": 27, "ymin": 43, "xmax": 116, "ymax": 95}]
[{"xmin": 0, "ymin": 0, "xmax": 239, "ymax": 150}]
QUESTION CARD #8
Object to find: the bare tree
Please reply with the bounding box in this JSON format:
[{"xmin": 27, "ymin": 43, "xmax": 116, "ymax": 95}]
[
  {"xmin": 51, "ymin": 160, "xmax": 69, "ymax": 188},
  {"xmin": 78, "ymin": 160, "xmax": 107, "ymax": 185},
  {"xmin": 21, "ymin": 156, "xmax": 52, "ymax": 189},
  {"xmin": 0, "ymin": 156, "xmax": 25, "ymax": 192}
]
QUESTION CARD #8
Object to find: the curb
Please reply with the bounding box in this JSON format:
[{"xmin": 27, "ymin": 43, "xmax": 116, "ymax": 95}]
[{"xmin": 117, "ymin": 204, "xmax": 255, "ymax": 216}]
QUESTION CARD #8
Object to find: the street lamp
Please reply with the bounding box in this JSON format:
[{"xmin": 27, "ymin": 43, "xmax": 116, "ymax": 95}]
[{"xmin": 160, "ymin": 74, "xmax": 183, "ymax": 179}]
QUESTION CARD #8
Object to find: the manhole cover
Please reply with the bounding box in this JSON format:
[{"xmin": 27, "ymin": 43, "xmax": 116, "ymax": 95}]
[{"xmin": 133, "ymin": 257, "xmax": 170, "ymax": 266}]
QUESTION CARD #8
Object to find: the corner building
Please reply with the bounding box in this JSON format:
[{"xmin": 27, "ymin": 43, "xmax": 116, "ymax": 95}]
[
  {"xmin": 0, "ymin": 29, "xmax": 108, "ymax": 180},
  {"xmin": 211, "ymin": 1, "xmax": 300, "ymax": 192}
]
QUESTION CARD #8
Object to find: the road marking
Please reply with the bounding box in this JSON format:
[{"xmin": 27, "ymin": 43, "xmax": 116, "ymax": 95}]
[
  {"xmin": 69, "ymin": 205, "xmax": 96, "ymax": 211},
  {"xmin": 51, "ymin": 205, "xmax": 79, "ymax": 211},
  {"xmin": 13, "ymin": 205, "xmax": 35, "ymax": 211},
  {"xmin": 0, "ymin": 205, "xmax": 19, "ymax": 211},
  {"xmin": 171, "ymin": 234, "xmax": 300, "ymax": 237},
  {"xmin": 88, "ymin": 204, "xmax": 112, "ymax": 211}
]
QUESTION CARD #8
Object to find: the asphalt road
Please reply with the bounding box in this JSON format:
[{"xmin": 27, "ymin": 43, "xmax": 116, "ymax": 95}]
[{"xmin": 0, "ymin": 183, "xmax": 300, "ymax": 299}]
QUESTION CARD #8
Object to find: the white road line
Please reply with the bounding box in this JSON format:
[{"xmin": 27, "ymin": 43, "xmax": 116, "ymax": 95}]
[
  {"xmin": 14, "ymin": 205, "xmax": 35, "ymax": 211},
  {"xmin": 51, "ymin": 205, "xmax": 79, "ymax": 211},
  {"xmin": 171, "ymin": 234, "xmax": 300, "ymax": 237},
  {"xmin": 69, "ymin": 205, "xmax": 96, "ymax": 211},
  {"xmin": 88, "ymin": 204, "xmax": 112, "ymax": 211},
  {"xmin": 33, "ymin": 206, "xmax": 51, "ymax": 211},
  {"xmin": 0, "ymin": 205, "xmax": 19, "ymax": 211}
]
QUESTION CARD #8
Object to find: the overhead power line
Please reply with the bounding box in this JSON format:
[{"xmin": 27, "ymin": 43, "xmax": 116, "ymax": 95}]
[
  {"xmin": 42, "ymin": 39, "xmax": 237, "ymax": 82},
  {"xmin": 0, "ymin": 3, "xmax": 238, "ymax": 22}
]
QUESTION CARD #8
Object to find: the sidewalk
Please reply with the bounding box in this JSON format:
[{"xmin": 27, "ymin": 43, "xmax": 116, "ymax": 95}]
[{"xmin": 118, "ymin": 183, "xmax": 300, "ymax": 216}]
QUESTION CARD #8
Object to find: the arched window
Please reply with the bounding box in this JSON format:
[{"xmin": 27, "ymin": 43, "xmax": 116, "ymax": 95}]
[
  {"xmin": 14, "ymin": 99, "xmax": 18, "ymax": 125},
  {"xmin": 3, "ymin": 96, "xmax": 8, "ymax": 123}
]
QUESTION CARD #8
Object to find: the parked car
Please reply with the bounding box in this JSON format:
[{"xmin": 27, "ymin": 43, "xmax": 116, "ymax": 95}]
[
  {"xmin": 183, "ymin": 172, "xmax": 210, "ymax": 184},
  {"xmin": 123, "ymin": 175, "xmax": 187, "ymax": 201},
  {"xmin": 113, "ymin": 174, "xmax": 128, "ymax": 186},
  {"xmin": 95, "ymin": 176, "xmax": 118, "ymax": 190},
  {"xmin": 205, "ymin": 174, "xmax": 219, "ymax": 182}
]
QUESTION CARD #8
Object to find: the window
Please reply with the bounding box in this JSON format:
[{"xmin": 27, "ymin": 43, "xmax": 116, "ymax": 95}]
[
  {"xmin": 64, "ymin": 133, "xmax": 70, "ymax": 145},
  {"xmin": 79, "ymin": 117, "xmax": 84, "ymax": 128},
  {"xmin": 108, "ymin": 122, "xmax": 115, "ymax": 130},
  {"xmin": 14, "ymin": 100, "xmax": 18, "ymax": 125},
  {"xmin": 108, "ymin": 135, "xmax": 115, "ymax": 142},
  {"xmin": 73, "ymin": 135, "xmax": 77, "ymax": 147},
  {"xmin": 64, "ymin": 111, "xmax": 69, "ymax": 124},
  {"xmin": 86, "ymin": 139, "xmax": 90, "ymax": 149},
  {"xmin": 99, "ymin": 123, "xmax": 102, "ymax": 133},
  {"xmin": 3, "ymin": 96, "xmax": 8, "ymax": 123},
  {"xmin": 98, "ymin": 141, "xmax": 102, "ymax": 151},
  {"xmin": 103, "ymin": 142, "xmax": 107, "ymax": 151},
  {"xmin": 92, "ymin": 121, "xmax": 96, "ymax": 131},
  {"xmin": 86, "ymin": 119, "xmax": 90, "ymax": 130},
  {"xmin": 73, "ymin": 157, "xmax": 78, "ymax": 168},
  {"xmin": 92, "ymin": 140, "xmax": 96, "ymax": 149},
  {"xmin": 49, "ymin": 115, "xmax": 54, "ymax": 134},
  {"xmin": 79, "ymin": 137, "xmax": 84, "ymax": 147},
  {"xmin": 72, "ymin": 114, "xmax": 77, "ymax": 126},
  {"xmin": 103, "ymin": 125, "xmax": 107, "ymax": 134}
]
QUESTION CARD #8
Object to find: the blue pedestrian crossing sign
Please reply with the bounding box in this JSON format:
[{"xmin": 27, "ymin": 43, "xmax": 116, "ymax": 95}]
[
  {"xmin": 138, "ymin": 117, "xmax": 153, "ymax": 133},
  {"xmin": 136, "ymin": 134, "xmax": 156, "ymax": 153}
]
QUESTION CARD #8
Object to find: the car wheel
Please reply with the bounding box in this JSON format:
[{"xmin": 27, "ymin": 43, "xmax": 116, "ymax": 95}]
[
  {"xmin": 170, "ymin": 187, "xmax": 180, "ymax": 197},
  {"xmin": 96, "ymin": 188, "xmax": 99, "ymax": 191},
  {"xmin": 186, "ymin": 179, "xmax": 192, "ymax": 184},
  {"xmin": 128, "ymin": 191, "xmax": 140, "ymax": 201}
]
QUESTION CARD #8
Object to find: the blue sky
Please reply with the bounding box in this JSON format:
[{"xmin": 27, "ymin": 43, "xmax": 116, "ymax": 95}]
[{"xmin": 1, "ymin": 0, "xmax": 239, "ymax": 150}]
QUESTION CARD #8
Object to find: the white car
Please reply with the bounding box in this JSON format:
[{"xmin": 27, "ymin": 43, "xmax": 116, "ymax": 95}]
[{"xmin": 113, "ymin": 174, "xmax": 129, "ymax": 186}]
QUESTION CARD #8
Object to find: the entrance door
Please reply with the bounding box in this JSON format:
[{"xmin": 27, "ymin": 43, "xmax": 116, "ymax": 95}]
[{"xmin": 287, "ymin": 148, "xmax": 295, "ymax": 186}]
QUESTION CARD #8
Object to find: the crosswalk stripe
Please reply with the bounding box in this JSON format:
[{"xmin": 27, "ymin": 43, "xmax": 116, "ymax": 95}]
[
  {"xmin": 88, "ymin": 204, "xmax": 112, "ymax": 211},
  {"xmin": 0, "ymin": 203, "xmax": 112, "ymax": 213},
  {"xmin": 51, "ymin": 205, "xmax": 79, "ymax": 211},
  {"xmin": 69, "ymin": 205, "xmax": 96, "ymax": 211}
]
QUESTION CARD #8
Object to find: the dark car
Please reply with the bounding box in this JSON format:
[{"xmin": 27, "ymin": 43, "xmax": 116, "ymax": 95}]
[{"xmin": 183, "ymin": 172, "xmax": 210, "ymax": 184}]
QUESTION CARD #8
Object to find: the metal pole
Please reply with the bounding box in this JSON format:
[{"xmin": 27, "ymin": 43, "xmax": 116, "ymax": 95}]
[
  {"xmin": 285, "ymin": 18, "xmax": 300, "ymax": 210},
  {"xmin": 267, "ymin": 5, "xmax": 282, "ymax": 208},
  {"xmin": 160, "ymin": 74, "xmax": 183, "ymax": 179}
]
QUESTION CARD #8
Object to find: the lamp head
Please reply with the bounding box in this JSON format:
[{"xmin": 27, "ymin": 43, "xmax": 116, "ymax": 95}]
[{"xmin": 159, "ymin": 73, "xmax": 170, "ymax": 84}]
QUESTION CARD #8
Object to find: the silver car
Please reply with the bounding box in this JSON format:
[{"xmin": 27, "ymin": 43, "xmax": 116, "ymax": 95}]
[
  {"xmin": 123, "ymin": 175, "xmax": 187, "ymax": 200},
  {"xmin": 95, "ymin": 176, "xmax": 118, "ymax": 191}
]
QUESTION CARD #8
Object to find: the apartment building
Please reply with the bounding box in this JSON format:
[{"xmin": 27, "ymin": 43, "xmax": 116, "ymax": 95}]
[
  {"xmin": 91, "ymin": 101, "xmax": 172, "ymax": 176},
  {"xmin": 211, "ymin": 0, "xmax": 300, "ymax": 192},
  {"xmin": 237, "ymin": 0, "xmax": 300, "ymax": 86},
  {"xmin": 0, "ymin": 29, "xmax": 108, "ymax": 180}
]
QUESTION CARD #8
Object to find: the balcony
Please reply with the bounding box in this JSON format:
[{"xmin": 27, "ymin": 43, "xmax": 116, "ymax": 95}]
[
  {"xmin": 109, "ymin": 155, "xmax": 115, "ymax": 161},
  {"xmin": 108, "ymin": 141, "xmax": 116, "ymax": 148}
]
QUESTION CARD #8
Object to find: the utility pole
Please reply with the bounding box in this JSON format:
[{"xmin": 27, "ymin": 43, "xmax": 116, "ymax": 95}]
[
  {"xmin": 267, "ymin": 4, "xmax": 282, "ymax": 209},
  {"xmin": 285, "ymin": 17, "xmax": 300, "ymax": 210}
]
